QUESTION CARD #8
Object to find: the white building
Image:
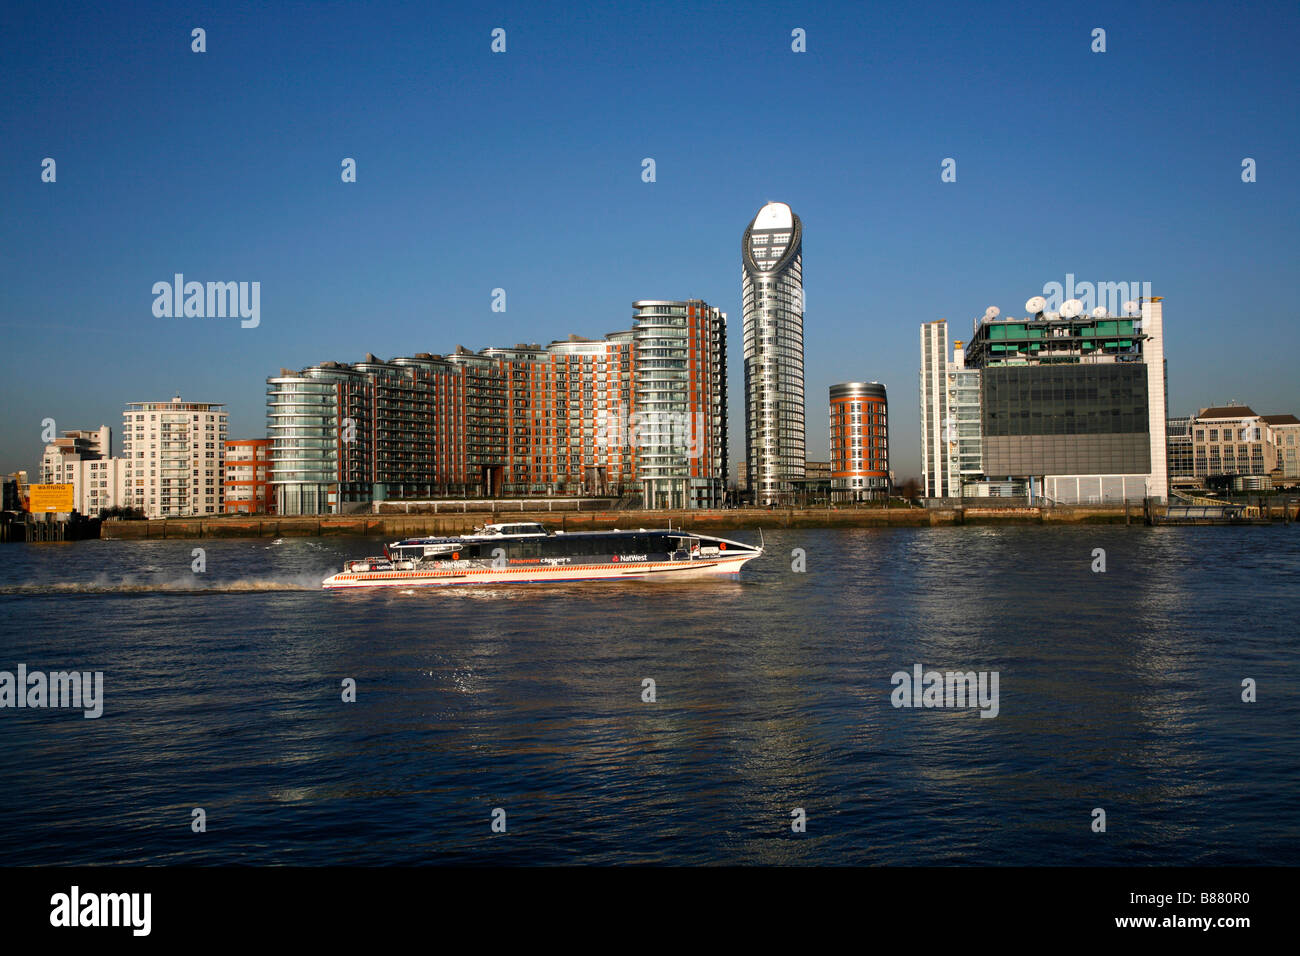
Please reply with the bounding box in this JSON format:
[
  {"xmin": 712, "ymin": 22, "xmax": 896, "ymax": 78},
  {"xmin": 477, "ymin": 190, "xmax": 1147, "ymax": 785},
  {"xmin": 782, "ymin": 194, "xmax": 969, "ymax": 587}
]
[
  {"xmin": 39, "ymin": 426, "xmax": 112, "ymax": 484},
  {"xmin": 919, "ymin": 319, "xmax": 959, "ymax": 499},
  {"xmin": 122, "ymin": 397, "xmax": 228, "ymax": 517},
  {"xmin": 73, "ymin": 458, "xmax": 128, "ymax": 516},
  {"xmin": 742, "ymin": 201, "xmax": 806, "ymax": 506},
  {"xmin": 37, "ymin": 427, "xmax": 128, "ymax": 517},
  {"xmin": 1039, "ymin": 298, "xmax": 1167, "ymax": 504}
]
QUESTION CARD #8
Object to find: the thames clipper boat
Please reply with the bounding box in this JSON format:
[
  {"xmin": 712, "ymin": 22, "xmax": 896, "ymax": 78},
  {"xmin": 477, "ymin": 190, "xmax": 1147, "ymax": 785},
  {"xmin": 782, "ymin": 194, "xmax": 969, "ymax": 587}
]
[{"xmin": 322, "ymin": 522, "xmax": 763, "ymax": 589}]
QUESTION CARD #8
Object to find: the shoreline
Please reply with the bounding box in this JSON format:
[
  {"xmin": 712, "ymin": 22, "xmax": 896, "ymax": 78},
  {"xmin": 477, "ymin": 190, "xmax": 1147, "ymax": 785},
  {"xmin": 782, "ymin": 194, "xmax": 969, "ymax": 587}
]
[{"xmin": 96, "ymin": 504, "xmax": 1296, "ymax": 539}]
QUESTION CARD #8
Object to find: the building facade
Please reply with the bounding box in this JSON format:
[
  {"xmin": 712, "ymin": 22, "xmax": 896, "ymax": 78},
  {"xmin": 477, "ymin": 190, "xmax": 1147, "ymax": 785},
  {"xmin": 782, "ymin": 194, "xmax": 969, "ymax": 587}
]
[
  {"xmin": 632, "ymin": 300, "xmax": 727, "ymax": 509},
  {"xmin": 223, "ymin": 439, "xmax": 274, "ymax": 513},
  {"xmin": 38, "ymin": 427, "xmax": 111, "ymax": 481},
  {"xmin": 922, "ymin": 297, "xmax": 1168, "ymax": 504},
  {"xmin": 742, "ymin": 201, "xmax": 805, "ymax": 506},
  {"xmin": 37, "ymin": 427, "xmax": 127, "ymax": 517},
  {"xmin": 829, "ymin": 382, "xmax": 890, "ymax": 501},
  {"xmin": 2, "ymin": 472, "xmax": 29, "ymax": 511},
  {"xmin": 1263, "ymin": 415, "xmax": 1300, "ymax": 481},
  {"xmin": 919, "ymin": 320, "xmax": 958, "ymax": 498},
  {"xmin": 1187, "ymin": 406, "xmax": 1291, "ymax": 483},
  {"xmin": 267, "ymin": 303, "xmax": 727, "ymax": 514},
  {"xmin": 122, "ymin": 398, "xmax": 227, "ymax": 517},
  {"xmin": 950, "ymin": 341, "xmax": 984, "ymax": 493},
  {"xmin": 1167, "ymin": 415, "xmax": 1195, "ymax": 486}
]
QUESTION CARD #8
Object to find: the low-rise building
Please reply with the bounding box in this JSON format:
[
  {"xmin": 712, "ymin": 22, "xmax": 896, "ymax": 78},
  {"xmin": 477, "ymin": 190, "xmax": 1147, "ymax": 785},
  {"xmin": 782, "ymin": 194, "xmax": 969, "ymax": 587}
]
[
  {"xmin": 1190, "ymin": 406, "xmax": 1275, "ymax": 481},
  {"xmin": 37, "ymin": 427, "xmax": 127, "ymax": 517},
  {"xmin": 1261, "ymin": 414, "xmax": 1300, "ymax": 482}
]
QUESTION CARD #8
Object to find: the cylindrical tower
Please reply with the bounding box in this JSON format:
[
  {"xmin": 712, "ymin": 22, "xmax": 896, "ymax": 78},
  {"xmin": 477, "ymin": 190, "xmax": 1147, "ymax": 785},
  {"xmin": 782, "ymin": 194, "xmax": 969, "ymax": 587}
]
[{"xmin": 829, "ymin": 382, "xmax": 889, "ymax": 502}]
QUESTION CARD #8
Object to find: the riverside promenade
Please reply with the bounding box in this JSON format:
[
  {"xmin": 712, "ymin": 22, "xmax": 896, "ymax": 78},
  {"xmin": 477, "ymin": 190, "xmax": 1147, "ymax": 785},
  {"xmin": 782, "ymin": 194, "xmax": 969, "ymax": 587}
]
[{"xmin": 100, "ymin": 503, "xmax": 1172, "ymax": 539}]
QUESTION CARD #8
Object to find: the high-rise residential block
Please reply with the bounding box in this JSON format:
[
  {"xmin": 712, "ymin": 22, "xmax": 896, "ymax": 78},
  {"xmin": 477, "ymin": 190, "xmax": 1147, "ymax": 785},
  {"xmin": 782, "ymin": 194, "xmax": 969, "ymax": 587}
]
[
  {"xmin": 742, "ymin": 201, "xmax": 805, "ymax": 506},
  {"xmin": 829, "ymin": 382, "xmax": 889, "ymax": 501},
  {"xmin": 122, "ymin": 397, "xmax": 227, "ymax": 517}
]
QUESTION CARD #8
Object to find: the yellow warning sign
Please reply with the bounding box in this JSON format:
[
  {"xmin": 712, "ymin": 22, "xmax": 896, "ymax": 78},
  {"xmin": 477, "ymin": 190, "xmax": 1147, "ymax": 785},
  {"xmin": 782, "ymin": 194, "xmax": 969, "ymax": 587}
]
[{"xmin": 28, "ymin": 484, "xmax": 75, "ymax": 513}]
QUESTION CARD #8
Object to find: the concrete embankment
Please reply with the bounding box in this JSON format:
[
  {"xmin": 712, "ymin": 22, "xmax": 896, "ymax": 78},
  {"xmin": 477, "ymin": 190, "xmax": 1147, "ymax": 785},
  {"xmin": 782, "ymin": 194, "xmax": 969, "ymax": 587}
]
[{"xmin": 100, "ymin": 505, "xmax": 1164, "ymax": 539}]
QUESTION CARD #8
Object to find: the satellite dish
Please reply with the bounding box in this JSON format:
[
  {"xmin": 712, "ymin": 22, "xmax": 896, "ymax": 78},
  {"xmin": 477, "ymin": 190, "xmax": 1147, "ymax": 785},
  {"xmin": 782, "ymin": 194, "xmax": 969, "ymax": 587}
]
[
  {"xmin": 984, "ymin": 306, "xmax": 1000, "ymax": 319},
  {"xmin": 1044, "ymin": 311, "xmax": 1061, "ymax": 322},
  {"xmin": 1091, "ymin": 307, "xmax": 1107, "ymax": 318},
  {"xmin": 1060, "ymin": 299, "xmax": 1083, "ymax": 319},
  {"xmin": 1025, "ymin": 295, "xmax": 1047, "ymax": 314},
  {"xmin": 1123, "ymin": 300, "xmax": 1139, "ymax": 314}
]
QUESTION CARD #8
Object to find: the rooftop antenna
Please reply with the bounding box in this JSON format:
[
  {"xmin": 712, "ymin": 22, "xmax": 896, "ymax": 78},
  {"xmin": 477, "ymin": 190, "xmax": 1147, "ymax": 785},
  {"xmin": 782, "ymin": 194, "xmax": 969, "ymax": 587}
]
[
  {"xmin": 1025, "ymin": 295, "xmax": 1047, "ymax": 318},
  {"xmin": 1060, "ymin": 298, "xmax": 1084, "ymax": 319}
]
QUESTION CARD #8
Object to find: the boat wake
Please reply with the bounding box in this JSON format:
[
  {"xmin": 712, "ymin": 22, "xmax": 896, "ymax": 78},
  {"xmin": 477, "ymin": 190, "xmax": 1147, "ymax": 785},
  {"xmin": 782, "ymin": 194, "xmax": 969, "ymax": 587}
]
[{"xmin": 0, "ymin": 576, "xmax": 323, "ymax": 596}]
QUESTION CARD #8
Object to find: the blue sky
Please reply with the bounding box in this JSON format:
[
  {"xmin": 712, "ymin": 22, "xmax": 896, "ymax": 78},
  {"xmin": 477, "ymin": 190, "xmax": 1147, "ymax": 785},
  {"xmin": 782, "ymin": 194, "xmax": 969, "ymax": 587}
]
[{"xmin": 2, "ymin": 0, "xmax": 1297, "ymax": 478}]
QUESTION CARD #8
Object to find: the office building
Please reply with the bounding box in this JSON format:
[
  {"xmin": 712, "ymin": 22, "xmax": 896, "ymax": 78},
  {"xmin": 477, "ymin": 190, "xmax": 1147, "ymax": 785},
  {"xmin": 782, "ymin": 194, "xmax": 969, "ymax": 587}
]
[
  {"xmin": 1263, "ymin": 415, "xmax": 1300, "ymax": 481},
  {"xmin": 1167, "ymin": 415, "xmax": 1195, "ymax": 486},
  {"xmin": 1187, "ymin": 406, "xmax": 1298, "ymax": 483},
  {"xmin": 922, "ymin": 297, "xmax": 1168, "ymax": 504}
]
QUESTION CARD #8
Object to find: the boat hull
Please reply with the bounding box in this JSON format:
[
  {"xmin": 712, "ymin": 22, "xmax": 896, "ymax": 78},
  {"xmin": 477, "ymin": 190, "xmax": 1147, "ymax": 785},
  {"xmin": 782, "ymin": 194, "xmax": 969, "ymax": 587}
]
[{"xmin": 322, "ymin": 553, "xmax": 758, "ymax": 589}]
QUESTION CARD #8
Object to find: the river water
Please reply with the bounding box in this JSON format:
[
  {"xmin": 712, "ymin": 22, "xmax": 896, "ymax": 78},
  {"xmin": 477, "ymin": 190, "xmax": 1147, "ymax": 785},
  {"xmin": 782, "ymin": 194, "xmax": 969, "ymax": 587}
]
[{"xmin": 1, "ymin": 525, "xmax": 1296, "ymax": 865}]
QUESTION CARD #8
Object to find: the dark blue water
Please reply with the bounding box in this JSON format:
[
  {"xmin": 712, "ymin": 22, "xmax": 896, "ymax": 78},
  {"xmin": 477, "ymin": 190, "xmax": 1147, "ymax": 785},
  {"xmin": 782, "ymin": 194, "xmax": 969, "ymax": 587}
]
[{"xmin": 2, "ymin": 526, "xmax": 1297, "ymax": 865}]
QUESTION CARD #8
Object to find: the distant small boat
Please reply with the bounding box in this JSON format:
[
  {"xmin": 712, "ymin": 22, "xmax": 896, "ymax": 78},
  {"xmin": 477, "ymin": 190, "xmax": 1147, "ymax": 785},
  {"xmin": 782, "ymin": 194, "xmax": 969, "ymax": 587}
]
[{"xmin": 322, "ymin": 522, "xmax": 763, "ymax": 589}]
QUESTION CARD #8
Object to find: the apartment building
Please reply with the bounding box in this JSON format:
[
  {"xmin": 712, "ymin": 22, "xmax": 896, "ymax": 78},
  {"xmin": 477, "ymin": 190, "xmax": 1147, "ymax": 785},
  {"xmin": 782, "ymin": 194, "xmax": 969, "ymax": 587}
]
[
  {"xmin": 122, "ymin": 397, "xmax": 228, "ymax": 517},
  {"xmin": 267, "ymin": 301, "xmax": 727, "ymax": 514}
]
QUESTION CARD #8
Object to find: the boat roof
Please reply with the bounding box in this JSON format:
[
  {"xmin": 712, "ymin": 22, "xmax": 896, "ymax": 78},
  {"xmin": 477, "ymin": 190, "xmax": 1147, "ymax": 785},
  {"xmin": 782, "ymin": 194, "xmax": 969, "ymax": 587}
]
[{"xmin": 393, "ymin": 527, "xmax": 707, "ymax": 545}]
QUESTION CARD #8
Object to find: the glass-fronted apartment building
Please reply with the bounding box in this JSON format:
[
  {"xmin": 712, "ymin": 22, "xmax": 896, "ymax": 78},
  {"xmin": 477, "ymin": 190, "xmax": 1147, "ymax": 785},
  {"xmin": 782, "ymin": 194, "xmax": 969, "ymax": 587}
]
[
  {"xmin": 267, "ymin": 302, "xmax": 727, "ymax": 514},
  {"xmin": 633, "ymin": 301, "xmax": 727, "ymax": 509},
  {"xmin": 742, "ymin": 201, "xmax": 805, "ymax": 506}
]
